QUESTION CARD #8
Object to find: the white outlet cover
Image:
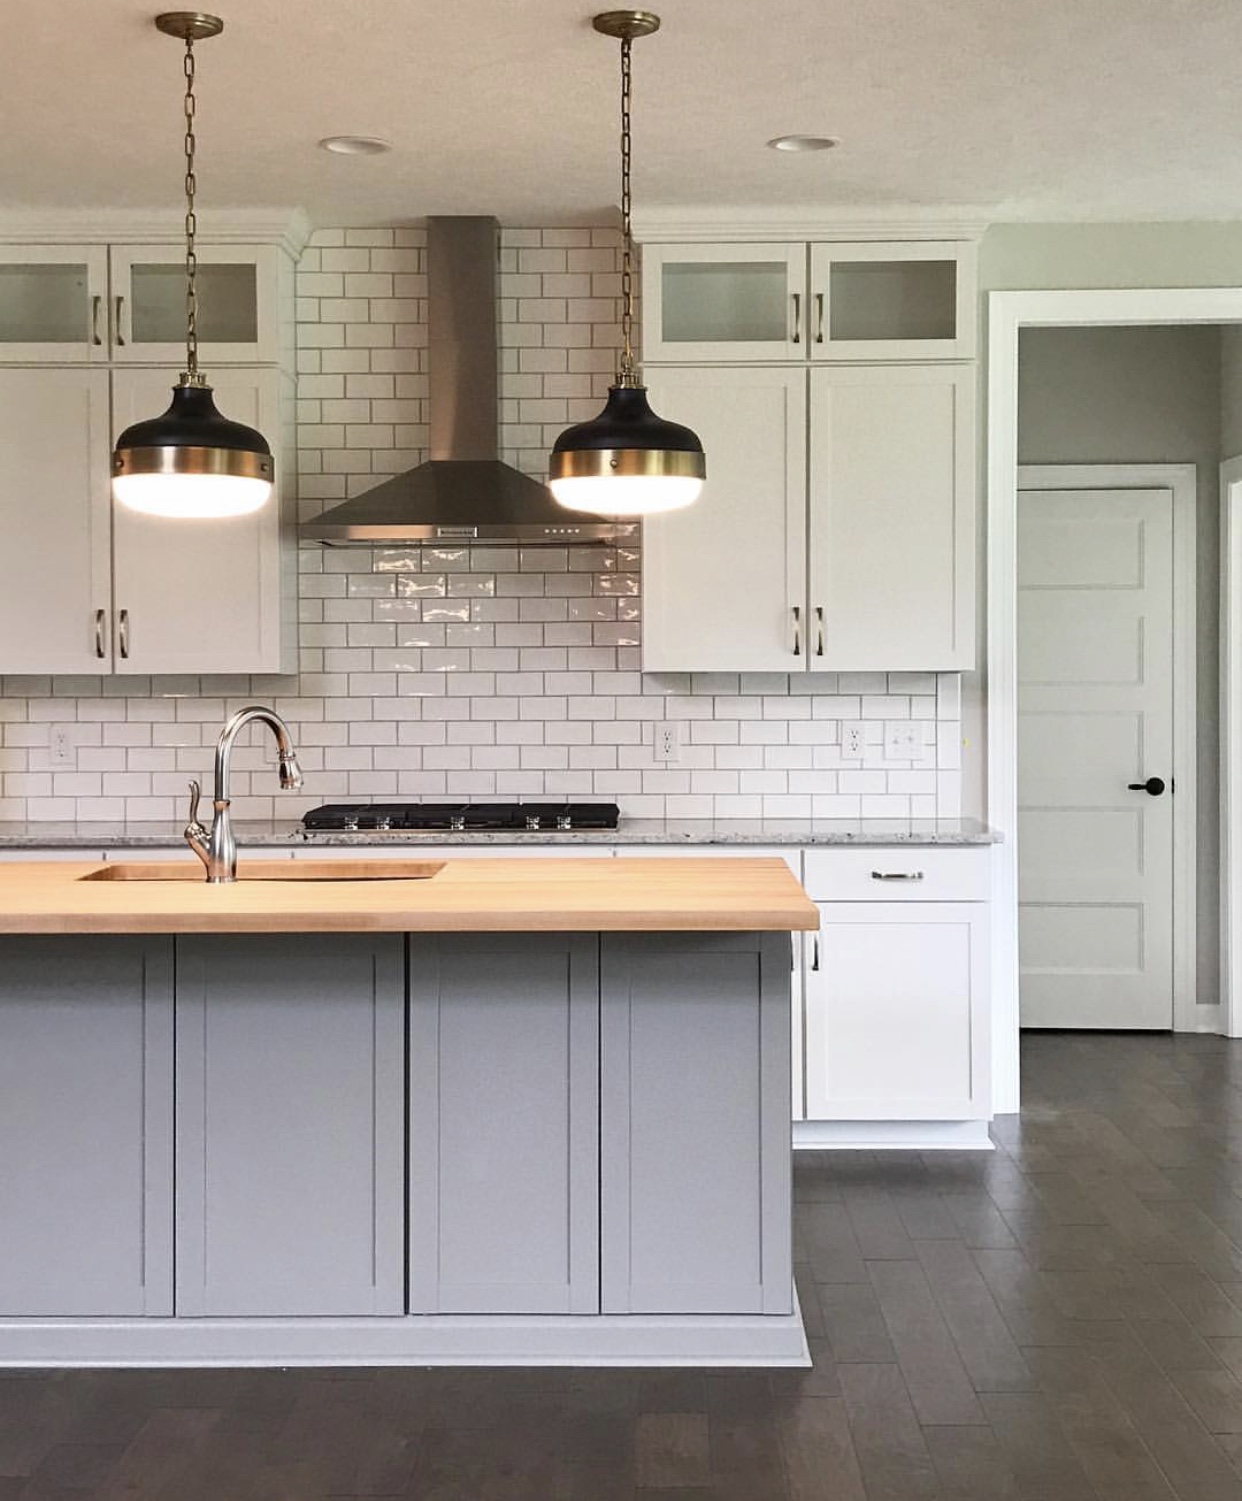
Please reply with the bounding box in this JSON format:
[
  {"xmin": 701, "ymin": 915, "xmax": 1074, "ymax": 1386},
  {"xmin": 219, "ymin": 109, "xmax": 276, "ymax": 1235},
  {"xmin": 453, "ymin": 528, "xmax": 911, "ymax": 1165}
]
[{"xmin": 841, "ymin": 724, "xmax": 866, "ymax": 759}]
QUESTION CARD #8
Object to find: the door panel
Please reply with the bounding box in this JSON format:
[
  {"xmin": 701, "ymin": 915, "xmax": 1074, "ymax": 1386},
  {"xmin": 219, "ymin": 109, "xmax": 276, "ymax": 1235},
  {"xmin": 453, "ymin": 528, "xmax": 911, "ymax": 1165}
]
[
  {"xmin": 642, "ymin": 366, "xmax": 807, "ymax": 672},
  {"xmin": 0, "ymin": 368, "xmax": 112, "ymax": 674},
  {"xmin": 1018, "ymin": 487, "xmax": 1174, "ymax": 1028},
  {"xmin": 111, "ymin": 367, "xmax": 287, "ymax": 674}
]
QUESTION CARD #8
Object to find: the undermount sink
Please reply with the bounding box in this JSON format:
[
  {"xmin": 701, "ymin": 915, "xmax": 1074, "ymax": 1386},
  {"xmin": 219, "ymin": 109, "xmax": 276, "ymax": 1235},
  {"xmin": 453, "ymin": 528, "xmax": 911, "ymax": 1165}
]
[{"xmin": 80, "ymin": 860, "xmax": 446, "ymax": 883}]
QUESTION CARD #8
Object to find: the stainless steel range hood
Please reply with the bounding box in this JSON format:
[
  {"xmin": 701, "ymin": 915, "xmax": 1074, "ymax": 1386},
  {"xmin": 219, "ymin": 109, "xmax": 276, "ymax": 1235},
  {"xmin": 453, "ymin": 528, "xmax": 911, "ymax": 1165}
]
[{"xmin": 301, "ymin": 217, "xmax": 636, "ymax": 547}]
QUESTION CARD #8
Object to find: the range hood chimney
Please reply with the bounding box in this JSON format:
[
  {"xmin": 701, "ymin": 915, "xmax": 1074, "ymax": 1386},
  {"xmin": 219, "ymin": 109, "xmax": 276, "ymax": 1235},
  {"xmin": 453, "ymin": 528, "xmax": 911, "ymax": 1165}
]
[{"xmin": 301, "ymin": 217, "xmax": 636, "ymax": 547}]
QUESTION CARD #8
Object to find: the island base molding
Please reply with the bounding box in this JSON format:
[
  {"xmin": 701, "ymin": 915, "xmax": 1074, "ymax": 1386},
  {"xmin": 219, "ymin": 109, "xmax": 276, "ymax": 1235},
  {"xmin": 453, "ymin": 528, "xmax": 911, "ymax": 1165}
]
[
  {"xmin": 794, "ymin": 1120, "xmax": 994, "ymax": 1151},
  {"xmin": 0, "ymin": 1300, "xmax": 810, "ymax": 1370}
]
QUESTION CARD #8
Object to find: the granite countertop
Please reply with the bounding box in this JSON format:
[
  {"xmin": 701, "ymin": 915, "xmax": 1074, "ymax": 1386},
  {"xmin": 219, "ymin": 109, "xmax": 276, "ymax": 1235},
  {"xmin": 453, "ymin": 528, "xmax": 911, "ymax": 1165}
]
[{"xmin": 0, "ymin": 817, "xmax": 999, "ymax": 849}]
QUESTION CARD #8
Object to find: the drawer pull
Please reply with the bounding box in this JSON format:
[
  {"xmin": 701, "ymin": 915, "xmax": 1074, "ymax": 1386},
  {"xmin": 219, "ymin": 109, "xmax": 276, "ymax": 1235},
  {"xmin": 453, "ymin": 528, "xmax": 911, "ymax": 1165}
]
[
  {"xmin": 791, "ymin": 292, "xmax": 802, "ymax": 344},
  {"xmin": 791, "ymin": 605, "xmax": 801, "ymax": 656},
  {"xmin": 871, "ymin": 870, "xmax": 924, "ymax": 881},
  {"xmin": 94, "ymin": 607, "xmax": 106, "ymax": 659},
  {"xmin": 811, "ymin": 935, "xmax": 820, "ymax": 971}
]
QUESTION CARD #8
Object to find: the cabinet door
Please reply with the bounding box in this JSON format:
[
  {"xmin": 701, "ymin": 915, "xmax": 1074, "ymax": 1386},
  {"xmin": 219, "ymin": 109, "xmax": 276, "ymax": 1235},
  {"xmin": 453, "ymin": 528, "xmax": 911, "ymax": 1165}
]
[
  {"xmin": 643, "ymin": 366, "xmax": 807, "ymax": 672},
  {"xmin": 804, "ymin": 902, "xmax": 989, "ymax": 1120},
  {"xmin": 109, "ymin": 244, "xmax": 280, "ymax": 364},
  {"xmin": 808, "ymin": 364, "xmax": 975, "ymax": 671},
  {"xmin": 0, "ymin": 937, "xmax": 173, "ymax": 1316},
  {"xmin": 408, "ymin": 933, "xmax": 600, "ymax": 1314},
  {"xmin": 808, "ymin": 242, "xmax": 976, "ymax": 360},
  {"xmin": 0, "ymin": 246, "xmax": 109, "ymax": 363},
  {"xmin": 174, "ymin": 934, "xmax": 405, "ymax": 1317},
  {"xmin": 642, "ymin": 243, "xmax": 806, "ymax": 362},
  {"xmin": 0, "ymin": 368, "xmax": 113, "ymax": 674},
  {"xmin": 601, "ymin": 931, "xmax": 792, "ymax": 1315},
  {"xmin": 111, "ymin": 367, "xmax": 292, "ymax": 675}
]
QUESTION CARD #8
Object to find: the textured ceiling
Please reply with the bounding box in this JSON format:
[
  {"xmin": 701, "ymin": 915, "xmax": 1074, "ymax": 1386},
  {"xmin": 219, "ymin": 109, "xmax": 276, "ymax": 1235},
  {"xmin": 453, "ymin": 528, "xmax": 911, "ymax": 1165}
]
[{"xmin": 4, "ymin": 0, "xmax": 1242, "ymax": 225}]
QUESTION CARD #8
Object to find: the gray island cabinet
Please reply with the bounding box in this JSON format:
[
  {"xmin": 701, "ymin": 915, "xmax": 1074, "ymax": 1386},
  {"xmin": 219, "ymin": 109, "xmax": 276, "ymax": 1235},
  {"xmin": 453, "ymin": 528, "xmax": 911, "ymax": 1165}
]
[{"xmin": 0, "ymin": 856, "xmax": 813, "ymax": 1367}]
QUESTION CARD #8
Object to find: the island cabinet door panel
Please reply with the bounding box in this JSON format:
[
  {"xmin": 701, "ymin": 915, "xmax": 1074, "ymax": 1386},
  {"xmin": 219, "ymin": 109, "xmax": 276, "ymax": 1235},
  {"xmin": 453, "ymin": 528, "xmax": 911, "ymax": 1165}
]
[
  {"xmin": 174, "ymin": 935, "xmax": 405, "ymax": 1318},
  {"xmin": 0, "ymin": 937, "xmax": 174, "ymax": 1317},
  {"xmin": 407, "ymin": 934, "xmax": 600, "ymax": 1315},
  {"xmin": 600, "ymin": 932, "xmax": 793, "ymax": 1316}
]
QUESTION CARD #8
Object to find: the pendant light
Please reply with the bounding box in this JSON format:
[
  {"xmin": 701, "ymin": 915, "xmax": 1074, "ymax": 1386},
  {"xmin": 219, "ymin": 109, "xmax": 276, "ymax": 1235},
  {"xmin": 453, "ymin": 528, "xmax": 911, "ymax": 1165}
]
[
  {"xmin": 111, "ymin": 13, "xmax": 273, "ymax": 519},
  {"xmin": 548, "ymin": 11, "xmax": 704, "ymax": 517}
]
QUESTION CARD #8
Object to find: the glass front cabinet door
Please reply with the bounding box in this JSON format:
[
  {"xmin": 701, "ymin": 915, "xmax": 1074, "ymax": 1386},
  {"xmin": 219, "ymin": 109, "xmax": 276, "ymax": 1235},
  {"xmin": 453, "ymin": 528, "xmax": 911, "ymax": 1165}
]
[
  {"xmin": 109, "ymin": 244, "xmax": 280, "ymax": 365},
  {"xmin": 641, "ymin": 243, "xmax": 806, "ymax": 362},
  {"xmin": 807, "ymin": 242, "xmax": 976, "ymax": 361},
  {"xmin": 0, "ymin": 246, "xmax": 109, "ymax": 362}
]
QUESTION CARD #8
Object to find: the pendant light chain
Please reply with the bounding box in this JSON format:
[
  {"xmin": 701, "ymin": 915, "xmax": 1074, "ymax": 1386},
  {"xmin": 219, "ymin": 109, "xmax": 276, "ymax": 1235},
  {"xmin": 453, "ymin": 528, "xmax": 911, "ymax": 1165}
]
[
  {"xmin": 618, "ymin": 32, "xmax": 637, "ymax": 387},
  {"xmin": 182, "ymin": 34, "xmax": 201, "ymax": 382}
]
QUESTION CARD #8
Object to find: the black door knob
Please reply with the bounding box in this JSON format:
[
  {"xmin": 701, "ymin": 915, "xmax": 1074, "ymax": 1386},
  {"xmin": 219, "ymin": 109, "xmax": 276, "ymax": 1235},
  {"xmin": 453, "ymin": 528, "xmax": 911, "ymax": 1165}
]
[{"xmin": 1127, "ymin": 776, "xmax": 1166, "ymax": 796}]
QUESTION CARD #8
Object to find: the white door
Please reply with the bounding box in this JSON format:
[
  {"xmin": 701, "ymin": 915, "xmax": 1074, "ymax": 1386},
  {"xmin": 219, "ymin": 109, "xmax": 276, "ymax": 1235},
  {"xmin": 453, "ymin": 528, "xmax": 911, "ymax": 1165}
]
[
  {"xmin": 807, "ymin": 364, "xmax": 975, "ymax": 671},
  {"xmin": 0, "ymin": 367, "xmax": 113, "ymax": 674},
  {"xmin": 642, "ymin": 366, "xmax": 806, "ymax": 673},
  {"xmin": 1018, "ymin": 486, "xmax": 1175, "ymax": 1028},
  {"xmin": 111, "ymin": 367, "xmax": 289, "ymax": 675}
]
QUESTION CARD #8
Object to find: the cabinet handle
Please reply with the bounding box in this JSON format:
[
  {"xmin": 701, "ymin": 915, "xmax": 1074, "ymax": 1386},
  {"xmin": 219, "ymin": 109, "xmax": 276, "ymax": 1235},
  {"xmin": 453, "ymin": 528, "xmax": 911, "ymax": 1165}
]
[
  {"xmin": 94, "ymin": 608, "xmax": 106, "ymax": 659},
  {"xmin": 792, "ymin": 605, "xmax": 801, "ymax": 656},
  {"xmin": 114, "ymin": 294, "xmax": 126, "ymax": 346},
  {"xmin": 118, "ymin": 608, "xmax": 130, "ymax": 660},
  {"xmin": 870, "ymin": 870, "xmax": 925, "ymax": 881},
  {"xmin": 814, "ymin": 291, "xmax": 825, "ymax": 344},
  {"xmin": 791, "ymin": 292, "xmax": 802, "ymax": 344},
  {"xmin": 815, "ymin": 605, "xmax": 825, "ymax": 657},
  {"xmin": 91, "ymin": 295, "xmax": 102, "ymax": 346},
  {"xmin": 811, "ymin": 935, "xmax": 820, "ymax": 971}
]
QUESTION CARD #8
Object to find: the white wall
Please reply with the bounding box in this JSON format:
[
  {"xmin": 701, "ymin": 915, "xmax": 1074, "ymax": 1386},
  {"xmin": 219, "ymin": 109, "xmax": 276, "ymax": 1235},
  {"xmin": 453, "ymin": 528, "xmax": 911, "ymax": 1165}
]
[{"xmin": 1016, "ymin": 324, "xmax": 1222, "ymax": 1005}]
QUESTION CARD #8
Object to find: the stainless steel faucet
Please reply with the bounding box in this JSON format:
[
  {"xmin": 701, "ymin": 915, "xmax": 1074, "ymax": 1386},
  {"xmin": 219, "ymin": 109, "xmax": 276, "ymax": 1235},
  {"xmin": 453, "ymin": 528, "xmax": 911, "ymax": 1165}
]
[{"xmin": 184, "ymin": 705, "xmax": 302, "ymax": 883}]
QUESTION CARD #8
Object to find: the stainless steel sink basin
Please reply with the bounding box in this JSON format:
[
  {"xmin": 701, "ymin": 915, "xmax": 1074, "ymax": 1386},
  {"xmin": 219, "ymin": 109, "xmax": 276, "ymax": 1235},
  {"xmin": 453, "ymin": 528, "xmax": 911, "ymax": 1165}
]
[{"xmin": 80, "ymin": 860, "xmax": 446, "ymax": 883}]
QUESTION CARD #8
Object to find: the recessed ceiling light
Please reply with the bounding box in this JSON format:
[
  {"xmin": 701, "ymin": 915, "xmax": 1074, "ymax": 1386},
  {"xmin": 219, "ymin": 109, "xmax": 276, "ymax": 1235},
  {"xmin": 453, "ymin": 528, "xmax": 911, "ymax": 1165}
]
[
  {"xmin": 318, "ymin": 136, "xmax": 392, "ymax": 156},
  {"xmin": 767, "ymin": 135, "xmax": 840, "ymax": 153}
]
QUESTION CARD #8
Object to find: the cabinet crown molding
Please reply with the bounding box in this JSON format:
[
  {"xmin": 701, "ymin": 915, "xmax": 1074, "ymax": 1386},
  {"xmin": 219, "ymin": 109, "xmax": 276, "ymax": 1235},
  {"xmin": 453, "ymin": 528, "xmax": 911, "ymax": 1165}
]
[
  {"xmin": 631, "ymin": 207, "xmax": 990, "ymax": 244},
  {"xmin": 0, "ymin": 208, "xmax": 310, "ymax": 259}
]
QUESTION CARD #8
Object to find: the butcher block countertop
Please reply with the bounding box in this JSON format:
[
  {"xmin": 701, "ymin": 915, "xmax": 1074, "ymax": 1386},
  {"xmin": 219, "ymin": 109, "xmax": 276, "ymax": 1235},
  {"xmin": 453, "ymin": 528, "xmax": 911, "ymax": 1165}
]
[{"xmin": 0, "ymin": 857, "xmax": 819, "ymax": 936}]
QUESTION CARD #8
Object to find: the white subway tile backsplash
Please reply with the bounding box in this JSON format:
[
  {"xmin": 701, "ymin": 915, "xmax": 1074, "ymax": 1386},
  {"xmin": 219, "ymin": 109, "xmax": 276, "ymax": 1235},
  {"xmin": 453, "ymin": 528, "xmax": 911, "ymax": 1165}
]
[{"xmin": 0, "ymin": 223, "xmax": 962, "ymax": 824}]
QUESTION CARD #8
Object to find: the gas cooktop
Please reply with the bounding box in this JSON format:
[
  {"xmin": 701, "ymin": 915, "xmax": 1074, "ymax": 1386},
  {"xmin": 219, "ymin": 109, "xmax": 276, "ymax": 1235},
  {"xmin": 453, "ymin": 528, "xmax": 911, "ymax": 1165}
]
[{"xmin": 302, "ymin": 801, "xmax": 621, "ymax": 833}]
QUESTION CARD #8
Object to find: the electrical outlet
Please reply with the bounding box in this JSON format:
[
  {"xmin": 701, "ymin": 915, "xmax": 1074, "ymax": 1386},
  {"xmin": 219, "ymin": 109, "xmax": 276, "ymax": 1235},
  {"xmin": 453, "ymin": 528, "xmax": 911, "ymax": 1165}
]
[
  {"xmin": 884, "ymin": 721, "xmax": 921, "ymax": 759},
  {"xmin": 842, "ymin": 723, "xmax": 866, "ymax": 759},
  {"xmin": 49, "ymin": 725, "xmax": 74, "ymax": 768},
  {"xmin": 655, "ymin": 722, "xmax": 681, "ymax": 762}
]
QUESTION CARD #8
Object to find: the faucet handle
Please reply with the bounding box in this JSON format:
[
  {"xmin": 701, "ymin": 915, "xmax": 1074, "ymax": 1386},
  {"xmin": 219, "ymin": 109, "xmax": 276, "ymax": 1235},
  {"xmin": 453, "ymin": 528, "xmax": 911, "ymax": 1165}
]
[{"xmin": 186, "ymin": 779, "xmax": 202, "ymax": 827}]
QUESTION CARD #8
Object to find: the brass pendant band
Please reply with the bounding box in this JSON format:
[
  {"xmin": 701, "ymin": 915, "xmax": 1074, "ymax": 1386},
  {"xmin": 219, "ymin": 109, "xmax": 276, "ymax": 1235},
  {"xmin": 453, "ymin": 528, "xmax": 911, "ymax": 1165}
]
[
  {"xmin": 549, "ymin": 448, "xmax": 705, "ymax": 481},
  {"xmin": 112, "ymin": 446, "xmax": 274, "ymax": 482}
]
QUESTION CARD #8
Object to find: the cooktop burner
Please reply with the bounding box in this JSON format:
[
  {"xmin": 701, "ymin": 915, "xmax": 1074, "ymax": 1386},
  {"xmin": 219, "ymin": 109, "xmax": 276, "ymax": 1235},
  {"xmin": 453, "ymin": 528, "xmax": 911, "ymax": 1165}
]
[{"xmin": 302, "ymin": 801, "xmax": 621, "ymax": 833}]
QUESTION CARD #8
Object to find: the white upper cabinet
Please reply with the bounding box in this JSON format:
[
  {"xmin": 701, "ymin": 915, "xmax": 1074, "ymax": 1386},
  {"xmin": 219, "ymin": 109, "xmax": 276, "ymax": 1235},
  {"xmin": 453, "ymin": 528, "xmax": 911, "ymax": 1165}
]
[
  {"xmin": 642, "ymin": 239, "xmax": 975, "ymax": 363},
  {"xmin": 642, "ymin": 243, "xmax": 806, "ymax": 363},
  {"xmin": 0, "ymin": 242, "xmax": 284, "ymax": 366},
  {"xmin": 110, "ymin": 244, "xmax": 281, "ymax": 365},
  {"xmin": 642, "ymin": 364, "xmax": 976, "ymax": 674},
  {"xmin": 0, "ymin": 247, "xmax": 110, "ymax": 363},
  {"xmin": 808, "ymin": 364, "xmax": 976, "ymax": 671},
  {"xmin": 0, "ymin": 367, "xmax": 113, "ymax": 675},
  {"xmin": 807, "ymin": 242, "xmax": 975, "ymax": 361},
  {"xmin": 643, "ymin": 367, "xmax": 806, "ymax": 673},
  {"xmin": 111, "ymin": 367, "xmax": 293, "ymax": 675}
]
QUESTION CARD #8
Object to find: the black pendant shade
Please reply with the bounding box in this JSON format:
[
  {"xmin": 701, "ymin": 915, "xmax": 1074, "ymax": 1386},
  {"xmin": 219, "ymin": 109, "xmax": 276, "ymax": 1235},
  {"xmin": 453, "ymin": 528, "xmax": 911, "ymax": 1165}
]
[
  {"xmin": 551, "ymin": 383, "xmax": 704, "ymax": 460},
  {"xmin": 111, "ymin": 381, "xmax": 275, "ymax": 518}
]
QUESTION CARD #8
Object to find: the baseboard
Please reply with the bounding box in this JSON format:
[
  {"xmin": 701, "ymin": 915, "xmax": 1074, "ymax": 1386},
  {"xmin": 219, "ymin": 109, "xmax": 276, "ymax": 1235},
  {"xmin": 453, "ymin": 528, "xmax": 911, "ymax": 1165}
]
[
  {"xmin": 793, "ymin": 1119, "xmax": 994, "ymax": 1151},
  {"xmin": 0, "ymin": 1293, "xmax": 810, "ymax": 1370}
]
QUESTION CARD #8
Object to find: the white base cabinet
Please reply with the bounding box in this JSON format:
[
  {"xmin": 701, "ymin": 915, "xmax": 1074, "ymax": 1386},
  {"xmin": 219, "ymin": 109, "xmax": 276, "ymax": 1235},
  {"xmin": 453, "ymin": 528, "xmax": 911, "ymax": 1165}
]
[{"xmin": 801, "ymin": 848, "xmax": 991, "ymax": 1126}]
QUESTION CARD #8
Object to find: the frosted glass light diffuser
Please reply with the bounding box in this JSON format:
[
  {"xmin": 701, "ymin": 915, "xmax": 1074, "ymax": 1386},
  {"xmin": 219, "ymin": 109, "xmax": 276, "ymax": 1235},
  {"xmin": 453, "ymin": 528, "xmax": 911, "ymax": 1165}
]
[
  {"xmin": 112, "ymin": 472, "xmax": 272, "ymax": 518},
  {"xmin": 550, "ymin": 474, "xmax": 702, "ymax": 516}
]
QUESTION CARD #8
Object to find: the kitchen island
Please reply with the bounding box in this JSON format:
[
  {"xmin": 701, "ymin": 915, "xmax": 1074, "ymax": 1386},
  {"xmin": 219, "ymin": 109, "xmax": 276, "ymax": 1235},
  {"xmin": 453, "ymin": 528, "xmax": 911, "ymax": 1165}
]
[{"xmin": 0, "ymin": 856, "xmax": 816, "ymax": 1368}]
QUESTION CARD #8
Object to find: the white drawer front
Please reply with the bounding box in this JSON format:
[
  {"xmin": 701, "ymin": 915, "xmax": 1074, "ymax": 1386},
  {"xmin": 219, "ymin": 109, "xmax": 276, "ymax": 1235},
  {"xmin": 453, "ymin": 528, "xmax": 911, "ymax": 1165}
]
[{"xmin": 803, "ymin": 846, "xmax": 990, "ymax": 902}]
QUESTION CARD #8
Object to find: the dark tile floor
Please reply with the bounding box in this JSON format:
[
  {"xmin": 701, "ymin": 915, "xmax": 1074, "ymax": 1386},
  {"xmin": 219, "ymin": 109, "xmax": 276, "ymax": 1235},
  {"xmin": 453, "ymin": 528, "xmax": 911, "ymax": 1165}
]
[{"xmin": 6, "ymin": 1032, "xmax": 1242, "ymax": 1498}]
